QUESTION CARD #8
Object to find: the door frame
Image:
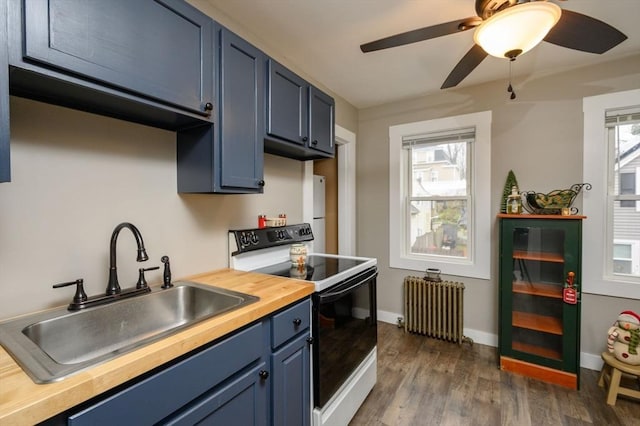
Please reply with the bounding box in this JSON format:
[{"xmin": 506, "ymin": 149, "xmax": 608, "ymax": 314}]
[{"xmin": 302, "ymin": 124, "xmax": 356, "ymax": 255}]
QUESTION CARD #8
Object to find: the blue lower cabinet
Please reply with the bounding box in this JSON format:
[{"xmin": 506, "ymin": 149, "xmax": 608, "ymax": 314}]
[
  {"xmin": 65, "ymin": 298, "xmax": 312, "ymax": 425},
  {"xmin": 163, "ymin": 362, "xmax": 269, "ymax": 426},
  {"xmin": 68, "ymin": 323, "xmax": 264, "ymax": 425},
  {"xmin": 272, "ymin": 333, "xmax": 311, "ymax": 426}
]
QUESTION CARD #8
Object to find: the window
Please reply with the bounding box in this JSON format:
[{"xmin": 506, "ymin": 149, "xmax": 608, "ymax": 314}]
[
  {"xmin": 389, "ymin": 111, "xmax": 491, "ymax": 279},
  {"xmin": 583, "ymin": 89, "xmax": 640, "ymax": 299}
]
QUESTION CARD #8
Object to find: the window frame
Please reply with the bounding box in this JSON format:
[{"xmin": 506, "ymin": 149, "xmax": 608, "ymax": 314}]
[
  {"xmin": 389, "ymin": 111, "xmax": 492, "ymax": 279},
  {"xmin": 583, "ymin": 88, "xmax": 640, "ymax": 299}
]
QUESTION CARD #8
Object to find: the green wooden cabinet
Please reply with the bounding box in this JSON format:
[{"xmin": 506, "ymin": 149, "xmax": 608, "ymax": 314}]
[{"xmin": 498, "ymin": 215, "xmax": 584, "ymax": 389}]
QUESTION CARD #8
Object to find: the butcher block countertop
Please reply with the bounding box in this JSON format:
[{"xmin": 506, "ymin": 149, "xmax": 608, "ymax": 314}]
[{"xmin": 0, "ymin": 268, "xmax": 314, "ymax": 425}]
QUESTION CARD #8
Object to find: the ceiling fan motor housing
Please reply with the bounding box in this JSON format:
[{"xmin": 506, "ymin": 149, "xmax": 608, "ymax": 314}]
[{"xmin": 476, "ymin": 0, "xmax": 521, "ymax": 19}]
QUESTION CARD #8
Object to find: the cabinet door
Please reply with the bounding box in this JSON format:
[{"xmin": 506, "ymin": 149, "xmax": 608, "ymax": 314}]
[
  {"xmin": 499, "ymin": 218, "xmax": 581, "ymax": 373},
  {"xmin": 266, "ymin": 59, "xmax": 308, "ymax": 146},
  {"xmin": 217, "ymin": 27, "xmax": 264, "ymax": 192},
  {"xmin": 272, "ymin": 333, "xmax": 311, "ymax": 426},
  {"xmin": 23, "ymin": 0, "xmax": 214, "ymax": 115},
  {"xmin": 308, "ymin": 86, "xmax": 335, "ymax": 155},
  {"xmin": 163, "ymin": 362, "xmax": 269, "ymax": 426},
  {"xmin": 68, "ymin": 322, "xmax": 264, "ymax": 425}
]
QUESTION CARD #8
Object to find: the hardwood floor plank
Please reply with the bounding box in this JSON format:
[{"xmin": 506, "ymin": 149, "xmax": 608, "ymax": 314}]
[
  {"xmin": 471, "ymin": 376, "xmax": 501, "ymax": 425},
  {"xmin": 500, "ymin": 371, "xmax": 533, "ymax": 426},
  {"xmin": 350, "ymin": 322, "xmax": 640, "ymax": 425},
  {"xmin": 527, "ymin": 378, "xmax": 563, "ymax": 425},
  {"xmin": 554, "ymin": 384, "xmax": 592, "ymax": 423}
]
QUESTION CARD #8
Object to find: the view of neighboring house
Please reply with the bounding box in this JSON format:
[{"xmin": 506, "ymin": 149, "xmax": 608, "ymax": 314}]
[
  {"xmin": 613, "ymin": 123, "xmax": 640, "ymax": 276},
  {"xmin": 409, "ymin": 141, "xmax": 468, "ymax": 259}
]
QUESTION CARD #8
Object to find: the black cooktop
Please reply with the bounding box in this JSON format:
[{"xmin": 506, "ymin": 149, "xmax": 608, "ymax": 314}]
[{"xmin": 253, "ymin": 255, "xmax": 367, "ymax": 282}]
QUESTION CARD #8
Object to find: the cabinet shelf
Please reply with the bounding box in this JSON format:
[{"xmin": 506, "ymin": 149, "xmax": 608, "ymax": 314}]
[
  {"xmin": 512, "ymin": 341, "xmax": 562, "ymax": 361},
  {"xmin": 513, "ymin": 250, "xmax": 564, "ymax": 263},
  {"xmin": 512, "ymin": 282, "xmax": 563, "ymax": 299},
  {"xmin": 512, "ymin": 311, "xmax": 563, "ymax": 335}
]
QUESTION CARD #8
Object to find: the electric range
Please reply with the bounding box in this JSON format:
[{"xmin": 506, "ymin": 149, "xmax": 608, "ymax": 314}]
[{"xmin": 228, "ymin": 223, "xmax": 377, "ymax": 426}]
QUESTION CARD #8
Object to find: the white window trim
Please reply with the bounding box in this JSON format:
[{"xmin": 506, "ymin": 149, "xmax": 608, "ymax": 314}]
[
  {"xmin": 389, "ymin": 111, "xmax": 492, "ymax": 279},
  {"xmin": 583, "ymin": 88, "xmax": 640, "ymax": 300}
]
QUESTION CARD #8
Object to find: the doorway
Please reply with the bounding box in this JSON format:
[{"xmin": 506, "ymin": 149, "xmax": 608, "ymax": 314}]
[{"xmin": 303, "ymin": 125, "xmax": 356, "ymax": 256}]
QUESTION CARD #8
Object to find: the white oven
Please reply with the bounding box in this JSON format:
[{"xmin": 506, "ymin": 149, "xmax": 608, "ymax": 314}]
[{"xmin": 229, "ymin": 223, "xmax": 377, "ymax": 426}]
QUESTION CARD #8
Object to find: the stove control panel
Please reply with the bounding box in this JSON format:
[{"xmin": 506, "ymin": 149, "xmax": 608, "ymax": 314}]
[{"xmin": 229, "ymin": 223, "xmax": 314, "ymax": 255}]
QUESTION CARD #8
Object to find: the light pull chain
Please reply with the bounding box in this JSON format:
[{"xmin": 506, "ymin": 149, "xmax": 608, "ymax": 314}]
[{"xmin": 507, "ymin": 58, "xmax": 516, "ymax": 100}]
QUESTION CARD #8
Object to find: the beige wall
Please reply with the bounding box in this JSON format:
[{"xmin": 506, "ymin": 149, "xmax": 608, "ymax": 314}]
[
  {"xmin": 0, "ymin": 1, "xmax": 359, "ymax": 320},
  {"xmin": 357, "ymin": 54, "xmax": 640, "ymax": 359},
  {"xmin": 0, "ymin": 97, "xmax": 306, "ymax": 319}
]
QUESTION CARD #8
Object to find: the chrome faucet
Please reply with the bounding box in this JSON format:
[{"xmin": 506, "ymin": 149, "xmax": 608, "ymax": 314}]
[{"xmin": 106, "ymin": 222, "xmax": 149, "ymax": 295}]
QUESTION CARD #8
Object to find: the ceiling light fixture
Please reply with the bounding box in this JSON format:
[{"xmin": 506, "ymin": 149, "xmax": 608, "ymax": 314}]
[{"xmin": 473, "ymin": 2, "xmax": 562, "ymax": 60}]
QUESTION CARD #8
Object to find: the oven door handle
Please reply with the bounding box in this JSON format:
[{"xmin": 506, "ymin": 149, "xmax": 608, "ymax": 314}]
[{"xmin": 318, "ymin": 274, "xmax": 376, "ymax": 303}]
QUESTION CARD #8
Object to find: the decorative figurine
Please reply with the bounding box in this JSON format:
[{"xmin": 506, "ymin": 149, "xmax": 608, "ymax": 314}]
[{"xmin": 607, "ymin": 310, "xmax": 640, "ymax": 365}]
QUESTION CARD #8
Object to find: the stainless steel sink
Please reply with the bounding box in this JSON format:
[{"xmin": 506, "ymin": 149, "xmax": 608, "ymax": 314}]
[{"xmin": 0, "ymin": 282, "xmax": 259, "ymax": 383}]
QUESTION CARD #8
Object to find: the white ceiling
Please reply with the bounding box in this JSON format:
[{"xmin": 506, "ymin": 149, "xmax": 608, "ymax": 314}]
[{"xmin": 207, "ymin": 0, "xmax": 640, "ymax": 109}]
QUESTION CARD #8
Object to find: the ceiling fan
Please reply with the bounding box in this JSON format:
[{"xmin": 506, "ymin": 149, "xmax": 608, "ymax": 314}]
[{"xmin": 360, "ymin": 0, "xmax": 627, "ymax": 90}]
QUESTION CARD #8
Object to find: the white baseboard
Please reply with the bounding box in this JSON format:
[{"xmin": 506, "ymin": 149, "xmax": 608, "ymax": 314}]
[
  {"xmin": 376, "ymin": 308, "xmax": 403, "ymax": 326},
  {"xmin": 380, "ymin": 310, "xmax": 601, "ymax": 371},
  {"xmin": 581, "ymin": 352, "xmax": 604, "ymax": 371}
]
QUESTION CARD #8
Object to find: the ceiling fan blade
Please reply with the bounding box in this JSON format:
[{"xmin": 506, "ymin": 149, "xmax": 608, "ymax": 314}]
[
  {"xmin": 441, "ymin": 44, "xmax": 488, "ymax": 89},
  {"xmin": 360, "ymin": 18, "xmax": 479, "ymax": 53},
  {"xmin": 544, "ymin": 9, "xmax": 627, "ymax": 54}
]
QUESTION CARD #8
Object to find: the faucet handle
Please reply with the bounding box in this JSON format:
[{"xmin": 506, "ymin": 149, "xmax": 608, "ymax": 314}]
[
  {"xmin": 136, "ymin": 266, "xmax": 159, "ymax": 289},
  {"xmin": 161, "ymin": 256, "xmax": 173, "ymax": 289},
  {"xmin": 53, "ymin": 279, "xmax": 88, "ymax": 304}
]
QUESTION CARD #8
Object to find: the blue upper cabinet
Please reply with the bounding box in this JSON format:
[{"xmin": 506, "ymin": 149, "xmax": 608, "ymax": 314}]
[
  {"xmin": 177, "ymin": 26, "xmax": 265, "ymax": 194},
  {"xmin": 265, "ymin": 59, "xmax": 334, "ymax": 160},
  {"xmin": 309, "ymin": 86, "xmax": 335, "ymax": 156},
  {"xmin": 21, "ymin": 0, "xmax": 214, "ymax": 117},
  {"xmin": 5, "ymin": 0, "xmax": 214, "ymax": 133},
  {"xmin": 217, "ymin": 27, "xmax": 265, "ymax": 191},
  {"xmin": 266, "ymin": 60, "xmax": 308, "ymax": 147}
]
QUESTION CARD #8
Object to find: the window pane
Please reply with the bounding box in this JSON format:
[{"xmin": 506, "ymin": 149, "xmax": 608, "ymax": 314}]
[
  {"xmin": 409, "ymin": 200, "xmax": 468, "ymax": 258},
  {"xmin": 613, "ymin": 124, "xmax": 639, "ymax": 208},
  {"xmin": 614, "ymin": 260, "xmax": 632, "ymax": 274},
  {"xmin": 612, "ymin": 201, "xmax": 640, "ymax": 278},
  {"xmin": 613, "ymin": 244, "xmax": 631, "ymax": 259},
  {"xmin": 411, "ymin": 142, "xmax": 467, "ymax": 197}
]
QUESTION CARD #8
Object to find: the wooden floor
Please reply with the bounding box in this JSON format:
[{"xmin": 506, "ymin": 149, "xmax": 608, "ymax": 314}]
[{"xmin": 349, "ymin": 322, "xmax": 640, "ymax": 426}]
